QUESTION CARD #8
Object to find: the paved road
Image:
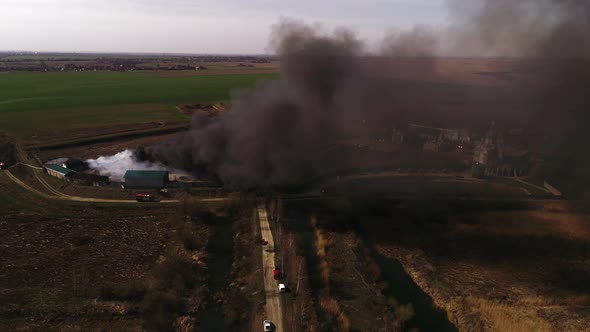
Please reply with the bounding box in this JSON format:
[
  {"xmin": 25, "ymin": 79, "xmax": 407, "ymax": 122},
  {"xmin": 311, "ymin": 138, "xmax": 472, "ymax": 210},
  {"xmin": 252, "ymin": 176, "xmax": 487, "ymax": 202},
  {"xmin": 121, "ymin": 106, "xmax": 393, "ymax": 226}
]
[{"xmin": 258, "ymin": 204, "xmax": 284, "ymax": 332}]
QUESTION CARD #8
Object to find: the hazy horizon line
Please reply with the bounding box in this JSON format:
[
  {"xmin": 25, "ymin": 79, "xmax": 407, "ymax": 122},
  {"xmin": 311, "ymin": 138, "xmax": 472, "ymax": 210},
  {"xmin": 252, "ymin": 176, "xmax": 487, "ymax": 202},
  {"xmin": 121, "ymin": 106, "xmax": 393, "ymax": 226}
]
[
  {"xmin": 0, "ymin": 50, "xmax": 276, "ymax": 57},
  {"xmin": 2, "ymin": 51, "xmax": 586, "ymax": 61}
]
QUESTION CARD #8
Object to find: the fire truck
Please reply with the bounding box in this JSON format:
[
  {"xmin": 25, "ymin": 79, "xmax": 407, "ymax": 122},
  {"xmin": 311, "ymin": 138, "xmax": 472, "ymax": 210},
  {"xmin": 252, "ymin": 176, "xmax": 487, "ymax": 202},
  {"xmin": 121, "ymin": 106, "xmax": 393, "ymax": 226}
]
[
  {"xmin": 273, "ymin": 268, "xmax": 282, "ymax": 280},
  {"xmin": 135, "ymin": 193, "xmax": 159, "ymax": 202}
]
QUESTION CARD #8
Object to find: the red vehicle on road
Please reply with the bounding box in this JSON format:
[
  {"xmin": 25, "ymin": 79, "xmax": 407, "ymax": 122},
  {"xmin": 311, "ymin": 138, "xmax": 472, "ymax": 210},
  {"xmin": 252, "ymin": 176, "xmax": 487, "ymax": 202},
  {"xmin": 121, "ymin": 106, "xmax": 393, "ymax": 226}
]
[
  {"xmin": 135, "ymin": 193, "xmax": 159, "ymax": 202},
  {"xmin": 273, "ymin": 269, "xmax": 281, "ymax": 280},
  {"xmin": 261, "ymin": 238, "xmax": 268, "ymax": 245}
]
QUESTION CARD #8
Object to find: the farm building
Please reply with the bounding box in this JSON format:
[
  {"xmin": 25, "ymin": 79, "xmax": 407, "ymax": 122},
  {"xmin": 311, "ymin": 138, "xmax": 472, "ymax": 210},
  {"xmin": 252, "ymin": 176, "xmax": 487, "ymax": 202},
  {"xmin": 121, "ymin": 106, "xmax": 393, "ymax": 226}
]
[
  {"xmin": 123, "ymin": 170, "xmax": 169, "ymax": 189},
  {"xmin": 45, "ymin": 164, "xmax": 75, "ymax": 180},
  {"xmin": 46, "ymin": 158, "xmax": 68, "ymax": 166},
  {"xmin": 64, "ymin": 159, "xmax": 89, "ymax": 172},
  {"xmin": 46, "ymin": 158, "xmax": 89, "ymax": 172},
  {"xmin": 71, "ymin": 173, "xmax": 109, "ymax": 186}
]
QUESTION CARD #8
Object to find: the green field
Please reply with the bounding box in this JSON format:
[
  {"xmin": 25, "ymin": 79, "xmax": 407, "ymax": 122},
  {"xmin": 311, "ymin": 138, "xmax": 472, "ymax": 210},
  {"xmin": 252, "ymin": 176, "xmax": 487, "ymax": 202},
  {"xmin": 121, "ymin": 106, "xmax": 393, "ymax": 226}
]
[{"xmin": 0, "ymin": 71, "xmax": 277, "ymax": 137}]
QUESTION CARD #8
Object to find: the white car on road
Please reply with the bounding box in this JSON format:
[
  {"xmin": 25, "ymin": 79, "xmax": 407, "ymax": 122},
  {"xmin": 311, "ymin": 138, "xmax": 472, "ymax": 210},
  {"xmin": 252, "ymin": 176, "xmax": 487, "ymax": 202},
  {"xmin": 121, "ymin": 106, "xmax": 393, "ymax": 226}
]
[
  {"xmin": 278, "ymin": 283, "xmax": 287, "ymax": 293},
  {"xmin": 263, "ymin": 319, "xmax": 272, "ymax": 331}
]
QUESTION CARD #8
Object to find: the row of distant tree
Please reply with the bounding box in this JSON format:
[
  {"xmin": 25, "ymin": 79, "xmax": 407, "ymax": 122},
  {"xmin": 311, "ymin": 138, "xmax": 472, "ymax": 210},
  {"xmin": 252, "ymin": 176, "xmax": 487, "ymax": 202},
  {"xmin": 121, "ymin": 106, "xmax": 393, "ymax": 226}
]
[{"xmin": 0, "ymin": 55, "xmax": 274, "ymax": 72}]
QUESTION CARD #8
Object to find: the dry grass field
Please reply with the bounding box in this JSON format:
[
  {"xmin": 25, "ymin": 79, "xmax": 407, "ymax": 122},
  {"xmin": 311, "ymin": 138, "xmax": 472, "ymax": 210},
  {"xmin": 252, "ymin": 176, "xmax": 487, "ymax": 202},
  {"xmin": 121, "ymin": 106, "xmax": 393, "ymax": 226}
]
[{"xmin": 363, "ymin": 200, "xmax": 590, "ymax": 332}]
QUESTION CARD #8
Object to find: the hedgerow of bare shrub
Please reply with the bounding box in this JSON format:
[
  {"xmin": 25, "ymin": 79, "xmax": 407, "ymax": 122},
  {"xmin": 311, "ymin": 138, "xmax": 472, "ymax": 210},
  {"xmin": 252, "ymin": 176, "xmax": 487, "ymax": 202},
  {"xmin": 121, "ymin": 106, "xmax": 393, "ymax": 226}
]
[{"xmin": 311, "ymin": 215, "xmax": 350, "ymax": 332}]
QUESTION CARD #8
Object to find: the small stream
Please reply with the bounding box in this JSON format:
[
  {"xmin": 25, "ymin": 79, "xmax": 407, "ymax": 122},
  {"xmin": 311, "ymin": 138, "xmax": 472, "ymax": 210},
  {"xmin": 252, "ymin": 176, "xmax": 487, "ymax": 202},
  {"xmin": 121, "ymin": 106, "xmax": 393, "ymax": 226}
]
[
  {"xmin": 291, "ymin": 200, "xmax": 457, "ymax": 332},
  {"xmin": 354, "ymin": 214, "xmax": 457, "ymax": 332},
  {"xmin": 196, "ymin": 217, "xmax": 235, "ymax": 331},
  {"xmin": 369, "ymin": 246, "xmax": 457, "ymax": 332},
  {"xmin": 292, "ymin": 208, "xmax": 456, "ymax": 332}
]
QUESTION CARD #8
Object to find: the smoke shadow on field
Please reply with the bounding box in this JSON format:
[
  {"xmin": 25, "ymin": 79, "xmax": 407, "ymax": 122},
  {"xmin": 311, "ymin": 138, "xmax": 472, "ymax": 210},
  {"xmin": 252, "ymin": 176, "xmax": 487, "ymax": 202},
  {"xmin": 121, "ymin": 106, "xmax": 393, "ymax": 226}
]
[
  {"xmin": 360, "ymin": 207, "xmax": 590, "ymax": 296},
  {"xmin": 287, "ymin": 198, "xmax": 590, "ymax": 296},
  {"xmin": 196, "ymin": 215, "xmax": 235, "ymax": 330},
  {"xmin": 370, "ymin": 247, "xmax": 458, "ymax": 332}
]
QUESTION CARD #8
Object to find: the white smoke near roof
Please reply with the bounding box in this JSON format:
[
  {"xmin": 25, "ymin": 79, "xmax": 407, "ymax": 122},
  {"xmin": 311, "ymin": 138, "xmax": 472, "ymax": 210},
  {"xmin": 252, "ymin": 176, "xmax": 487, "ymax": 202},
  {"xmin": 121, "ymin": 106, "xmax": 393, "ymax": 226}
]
[{"xmin": 86, "ymin": 149, "xmax": 182, "ymax": 181}]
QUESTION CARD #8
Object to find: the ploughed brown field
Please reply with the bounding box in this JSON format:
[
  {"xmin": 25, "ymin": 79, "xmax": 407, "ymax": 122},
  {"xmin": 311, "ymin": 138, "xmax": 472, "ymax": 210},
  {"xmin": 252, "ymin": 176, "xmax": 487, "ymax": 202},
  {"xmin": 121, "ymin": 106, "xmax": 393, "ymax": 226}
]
[{"xmin": 0, "ymin": 168, "xmax": 262, "ymax": 330}]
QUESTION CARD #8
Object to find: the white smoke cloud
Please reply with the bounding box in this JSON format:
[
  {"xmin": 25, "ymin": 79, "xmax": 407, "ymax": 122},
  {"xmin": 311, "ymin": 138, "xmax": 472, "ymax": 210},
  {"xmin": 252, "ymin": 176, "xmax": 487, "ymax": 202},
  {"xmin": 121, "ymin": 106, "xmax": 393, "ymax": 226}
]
[{"xmin": 86, "ymin": 149, "xmax": 180, "ymax": 181}]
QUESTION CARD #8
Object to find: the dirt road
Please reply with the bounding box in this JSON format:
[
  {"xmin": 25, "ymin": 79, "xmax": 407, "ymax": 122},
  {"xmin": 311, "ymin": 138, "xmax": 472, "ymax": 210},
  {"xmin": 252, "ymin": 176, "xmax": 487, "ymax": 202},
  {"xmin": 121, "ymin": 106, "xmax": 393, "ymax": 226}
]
[
  {"xmin": 2, "ymin": 169, "xmax": 227, "ymax": 204},
  {"xmin": 4, "ymin": 144, "xmax": 182, "ymax": 204},
  {"xmin": 258, "ymin": 204, "xmax": 284, "ymax": 332}
]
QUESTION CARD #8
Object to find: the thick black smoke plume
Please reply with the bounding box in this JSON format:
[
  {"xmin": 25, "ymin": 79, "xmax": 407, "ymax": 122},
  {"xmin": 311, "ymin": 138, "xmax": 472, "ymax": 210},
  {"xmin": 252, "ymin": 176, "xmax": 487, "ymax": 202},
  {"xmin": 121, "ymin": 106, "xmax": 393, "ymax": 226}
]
[
  {"xmin": 155, "ymin": 3, "xmax": 590, "ymax": 195},
  {"xmin": 381, "ymin": 25, "xmax": 438, "ymax": 57},
  {"xmin": 448, "ymin": 0, "xmax": 590, "ymax": 199},
  {"xmin": 445, "ymin": 0, "xmax": 590, "ymax": 58},
  {"xmin": 153, "ymin": 19, "xmax": 403, "ymax": 189}
]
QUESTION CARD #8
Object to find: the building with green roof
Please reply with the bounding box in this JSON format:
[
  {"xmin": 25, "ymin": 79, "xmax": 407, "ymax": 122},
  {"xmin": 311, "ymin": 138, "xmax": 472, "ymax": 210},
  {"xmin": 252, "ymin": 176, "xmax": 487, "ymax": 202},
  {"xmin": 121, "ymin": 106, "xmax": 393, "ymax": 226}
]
[
  {"xmin": 123, "ymin": 170, "xmax": 169, "ymax": 189},
  {"xmin": 45, "ymin": 164, "xmax": 75, "ymax": 180}
]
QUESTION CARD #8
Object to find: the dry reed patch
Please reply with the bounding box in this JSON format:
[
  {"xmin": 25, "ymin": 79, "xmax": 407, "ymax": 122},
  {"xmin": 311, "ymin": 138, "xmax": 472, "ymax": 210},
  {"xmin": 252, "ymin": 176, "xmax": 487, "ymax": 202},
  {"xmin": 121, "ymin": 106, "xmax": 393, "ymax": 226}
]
[{"xmin": 467, "ymin": 296, "xmax": 552, "ymax": 332}]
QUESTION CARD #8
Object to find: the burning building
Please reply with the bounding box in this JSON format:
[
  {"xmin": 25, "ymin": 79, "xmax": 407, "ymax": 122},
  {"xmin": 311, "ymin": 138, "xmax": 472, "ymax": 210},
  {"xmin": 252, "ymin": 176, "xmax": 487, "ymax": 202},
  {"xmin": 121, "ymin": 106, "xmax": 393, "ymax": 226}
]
[
  {"xmin": 123, "ymin": 170, "xmax": 169, "ymax": 189},
  {"xmin": 473, "ymin": 122, "xmax": 503, "ymax": 166},
  {"xmin": 46, "ymin": 158, "xmax": 89, "ymax": 172}
]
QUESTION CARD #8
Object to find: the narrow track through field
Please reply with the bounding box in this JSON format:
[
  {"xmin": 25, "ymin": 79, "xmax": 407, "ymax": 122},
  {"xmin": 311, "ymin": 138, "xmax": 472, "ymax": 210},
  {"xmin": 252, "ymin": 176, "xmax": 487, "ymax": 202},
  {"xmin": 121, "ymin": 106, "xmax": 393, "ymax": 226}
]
[{"xmin": 258, "ymin": 203, "xmax": 285, "ymax": 332}]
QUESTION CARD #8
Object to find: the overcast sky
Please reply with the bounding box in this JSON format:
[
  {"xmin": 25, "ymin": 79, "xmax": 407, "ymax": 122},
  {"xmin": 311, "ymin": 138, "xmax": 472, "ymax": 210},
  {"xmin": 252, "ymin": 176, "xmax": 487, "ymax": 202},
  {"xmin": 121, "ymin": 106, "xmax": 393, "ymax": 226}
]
[{"xmin": 0, "ymin": 0, "xmax": 448, "ymax": 54}]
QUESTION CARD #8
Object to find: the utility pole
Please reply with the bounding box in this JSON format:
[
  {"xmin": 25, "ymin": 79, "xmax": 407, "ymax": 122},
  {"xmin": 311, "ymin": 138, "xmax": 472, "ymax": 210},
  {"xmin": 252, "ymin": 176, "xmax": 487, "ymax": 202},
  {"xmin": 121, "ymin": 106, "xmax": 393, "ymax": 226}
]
[
  {"xmin": 296, "ymin": 260, "xmax": 303, "ymax": 294},
  {"xmin": 275, "ymin": 198, "xmax": 283, "ymax": 272}
]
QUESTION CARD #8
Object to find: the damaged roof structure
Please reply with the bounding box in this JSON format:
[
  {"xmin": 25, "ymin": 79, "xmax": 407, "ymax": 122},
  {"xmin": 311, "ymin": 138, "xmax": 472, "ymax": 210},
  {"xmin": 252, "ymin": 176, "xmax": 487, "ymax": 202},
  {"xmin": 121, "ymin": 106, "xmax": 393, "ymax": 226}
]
[{"xmin": 123, "ymin": 170, "xmax": 169, "ymax": 189}]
